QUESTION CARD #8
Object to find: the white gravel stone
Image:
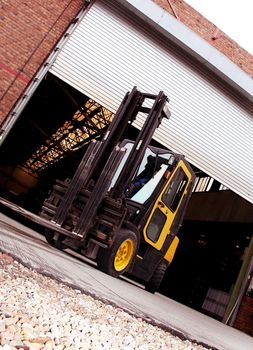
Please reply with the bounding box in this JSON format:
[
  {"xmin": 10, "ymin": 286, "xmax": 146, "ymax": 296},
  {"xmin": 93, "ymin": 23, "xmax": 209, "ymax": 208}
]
[{"xmin": 0, "ymin": 252, "xmax": 211, "ymax": 350}]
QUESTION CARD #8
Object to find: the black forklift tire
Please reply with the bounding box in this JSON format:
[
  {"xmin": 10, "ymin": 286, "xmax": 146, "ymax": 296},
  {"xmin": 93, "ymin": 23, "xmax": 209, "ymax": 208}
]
[
  {"xmin": 145, "ymin": 260, "xmax": 168, "ymax": 294},
  {"xmin": 44, "ymin": 229, "xmax": 66, "ymax": 250},
  {"xmin": 97, "ymin": 229, "xmax": 138, "ymax": 278}
]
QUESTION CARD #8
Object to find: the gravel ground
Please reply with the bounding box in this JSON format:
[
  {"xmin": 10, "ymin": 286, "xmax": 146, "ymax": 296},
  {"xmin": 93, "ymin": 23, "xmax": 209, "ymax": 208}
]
[{"xmin": 0, "ymin": 252, "xmax": 211, "ymax": 350}]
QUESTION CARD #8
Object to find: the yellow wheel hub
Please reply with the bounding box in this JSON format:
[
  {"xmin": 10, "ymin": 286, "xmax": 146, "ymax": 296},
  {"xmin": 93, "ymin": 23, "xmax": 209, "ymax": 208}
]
[{"xmin": 114, "ymin": 239, "xmax": 134, "ymax": 272}]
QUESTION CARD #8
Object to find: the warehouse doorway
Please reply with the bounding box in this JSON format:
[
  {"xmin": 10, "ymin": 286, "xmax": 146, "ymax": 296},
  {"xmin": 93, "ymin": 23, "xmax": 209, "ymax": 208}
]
[{"xmin": 0, "ymin": 73, "xmax": 115, "ymax": 211}]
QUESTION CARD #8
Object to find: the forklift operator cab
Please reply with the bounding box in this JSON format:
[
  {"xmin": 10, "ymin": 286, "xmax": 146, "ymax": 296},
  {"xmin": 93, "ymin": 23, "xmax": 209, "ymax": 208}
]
[
  {"xmin": 108, "ymin": 140, "xmax": 194, "ymax": 292},
  {"xmin": 110, "ymin": 141, "xmax": 176, "ymax": 202}
]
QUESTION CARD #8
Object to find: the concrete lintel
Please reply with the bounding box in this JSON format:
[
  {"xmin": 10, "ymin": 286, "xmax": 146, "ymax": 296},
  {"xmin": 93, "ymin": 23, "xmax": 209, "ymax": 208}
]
[{"xmin": 116, "ymin": 0, "xmax": 253, "ymax": 103}]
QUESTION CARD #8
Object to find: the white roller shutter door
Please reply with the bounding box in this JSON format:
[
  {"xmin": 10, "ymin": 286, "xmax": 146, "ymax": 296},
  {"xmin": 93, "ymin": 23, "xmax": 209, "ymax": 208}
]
[{"xmin": 50, "ymin": 0, "xmax": 253, "ymax": 204}]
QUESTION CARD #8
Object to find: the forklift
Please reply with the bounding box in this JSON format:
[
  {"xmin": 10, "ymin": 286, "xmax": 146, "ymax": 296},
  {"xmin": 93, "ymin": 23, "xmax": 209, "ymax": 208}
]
[
  {"xmin": 38, "ymin": 87, "xmax": 195, "ymax": 293},
  {"xmin": 0, "ymin": 87, "xmax": 195, "ymax": 293}
]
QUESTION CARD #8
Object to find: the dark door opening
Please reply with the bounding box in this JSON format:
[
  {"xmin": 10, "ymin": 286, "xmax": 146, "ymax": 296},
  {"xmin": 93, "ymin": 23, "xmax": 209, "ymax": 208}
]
[
  {"xmin": 159, "ymin": 220, "xmax": 252, "ymax": 320},
  {"xmin": 0, "ymin": 73, "xmax": 114, "ymax": 211}
]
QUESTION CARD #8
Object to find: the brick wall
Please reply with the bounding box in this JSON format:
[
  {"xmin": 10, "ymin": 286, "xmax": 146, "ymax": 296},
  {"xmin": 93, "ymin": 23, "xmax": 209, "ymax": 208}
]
[
  {"xmin": 153, "ymin": 0, "xmax": 253, "ymax": 77},
  {"xmin": 233, "ymin": 295, "xmax": 253, "ymax": 336},
  {"xmin": 0, "ymin": 0, "xmax": 84, "ymax": 124}
]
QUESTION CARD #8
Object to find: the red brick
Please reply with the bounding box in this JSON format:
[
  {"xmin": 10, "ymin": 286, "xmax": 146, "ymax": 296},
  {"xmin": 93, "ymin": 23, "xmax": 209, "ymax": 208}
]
[
  {"xmin": 0, "ymin": 0, "xmax": 84, "ymax": 122},
  {"xmin": 153, "ymin": 0, "xmax": 253, "ymax": 77},
  {"xmin": 234, "ymin": 295, "xmax": 253, "ymax": 336}
]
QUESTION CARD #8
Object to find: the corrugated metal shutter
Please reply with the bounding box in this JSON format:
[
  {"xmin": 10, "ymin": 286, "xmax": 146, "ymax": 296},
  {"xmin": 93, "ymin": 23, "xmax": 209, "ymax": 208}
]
[{"xmin": 50, "ymin": 0, "xmax": 253, "ymax": 203}]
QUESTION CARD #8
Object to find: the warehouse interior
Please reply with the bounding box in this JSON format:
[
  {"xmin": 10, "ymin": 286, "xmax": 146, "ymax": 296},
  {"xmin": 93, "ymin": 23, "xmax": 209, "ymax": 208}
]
[{"xmin": 0, "ymin": 73, "xmax": 252, "ymax": 321}]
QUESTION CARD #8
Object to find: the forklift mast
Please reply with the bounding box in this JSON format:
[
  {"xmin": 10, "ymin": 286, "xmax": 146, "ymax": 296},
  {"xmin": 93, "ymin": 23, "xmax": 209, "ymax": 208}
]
[{"xmin": 50, "ymin": 87, "xmax": 170, "ymax": 240}]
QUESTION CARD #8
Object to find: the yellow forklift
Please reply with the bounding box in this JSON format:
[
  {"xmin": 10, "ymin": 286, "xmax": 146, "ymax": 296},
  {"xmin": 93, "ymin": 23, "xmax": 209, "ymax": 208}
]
[
  {"xmin": 1, "ymin": 87, "xmax": 195, "ymax": 293},
  {"xmin": 39, "ymin": 87, "xmax": 195, "ymax": 293}
]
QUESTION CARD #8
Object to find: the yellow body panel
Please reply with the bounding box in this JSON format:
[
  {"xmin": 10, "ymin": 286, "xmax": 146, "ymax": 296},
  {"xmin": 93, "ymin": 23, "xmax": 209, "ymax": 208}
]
[
  {"xmin": 143, "ymin": 160, "xmax": 192, "ymax": 251},
  {"xmin": 164, "ymin": 236, "xmax": 179, "ymax": 263}
]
